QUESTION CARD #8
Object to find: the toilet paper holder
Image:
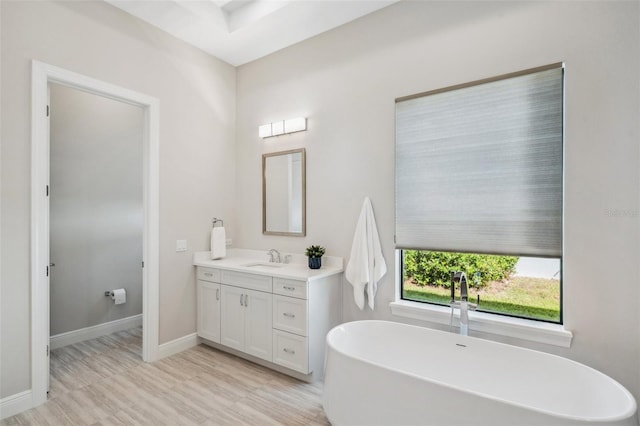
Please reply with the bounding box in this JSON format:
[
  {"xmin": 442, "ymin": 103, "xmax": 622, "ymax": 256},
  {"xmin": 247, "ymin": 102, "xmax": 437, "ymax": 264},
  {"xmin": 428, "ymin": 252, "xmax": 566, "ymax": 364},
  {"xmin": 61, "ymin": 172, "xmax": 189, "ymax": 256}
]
[{"xmin": 105, "ymin": 289, "xmax": 127, "ymax": 305}]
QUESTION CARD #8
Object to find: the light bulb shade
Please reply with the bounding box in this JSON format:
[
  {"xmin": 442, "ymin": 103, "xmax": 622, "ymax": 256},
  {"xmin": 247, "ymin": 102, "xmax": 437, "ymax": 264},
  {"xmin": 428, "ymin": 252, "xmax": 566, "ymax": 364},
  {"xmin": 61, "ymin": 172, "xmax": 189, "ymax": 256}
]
[
  {"xmin": 284, "ymin": 117, "xmax": 306, "ymax": 133},
  {"xmin": 259, "ymin": 123, "xmax": 272, "ymax": 138},
  {"xmin": 271, "ymin": 120, "xmax": 285, "ymax": 136}
]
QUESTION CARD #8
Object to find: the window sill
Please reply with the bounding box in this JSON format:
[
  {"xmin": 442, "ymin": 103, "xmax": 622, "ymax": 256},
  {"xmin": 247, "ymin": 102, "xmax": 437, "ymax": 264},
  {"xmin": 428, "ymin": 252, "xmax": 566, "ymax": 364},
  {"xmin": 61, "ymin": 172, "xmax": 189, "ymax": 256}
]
[{"xmin": 389, "ymin": 300, "xmax": 572, "ymax": 348}]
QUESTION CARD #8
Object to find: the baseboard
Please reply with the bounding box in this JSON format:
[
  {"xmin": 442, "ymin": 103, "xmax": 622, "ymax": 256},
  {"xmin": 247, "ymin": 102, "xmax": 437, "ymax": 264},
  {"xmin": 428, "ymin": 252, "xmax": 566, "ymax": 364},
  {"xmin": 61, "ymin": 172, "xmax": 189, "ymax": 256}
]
[
  {"xmin": 157, "ymin": 332, "xmax": 199, "ymax": 360},
  {"xmin": 0, "ymin": 390, "xmax": 32, "ymax": 420},
  {"xmin": 50, "ymin": 314, "xmax": 143, "ymax": 350}
]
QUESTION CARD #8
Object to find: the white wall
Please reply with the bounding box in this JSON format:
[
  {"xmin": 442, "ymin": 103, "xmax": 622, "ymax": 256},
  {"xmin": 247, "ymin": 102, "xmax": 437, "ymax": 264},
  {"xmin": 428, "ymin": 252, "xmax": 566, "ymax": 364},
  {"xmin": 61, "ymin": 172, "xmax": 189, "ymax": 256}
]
[
  {"xmin": 236, "ymin": 0, "xmax": 640, "ymax": 400},
  {"xmin": 0, "ymin": 1, "xmax": 236, "ymax": 398},
  {"xmin": 49, "ymin": 84, "xmax": 143, "ymax": 335}
]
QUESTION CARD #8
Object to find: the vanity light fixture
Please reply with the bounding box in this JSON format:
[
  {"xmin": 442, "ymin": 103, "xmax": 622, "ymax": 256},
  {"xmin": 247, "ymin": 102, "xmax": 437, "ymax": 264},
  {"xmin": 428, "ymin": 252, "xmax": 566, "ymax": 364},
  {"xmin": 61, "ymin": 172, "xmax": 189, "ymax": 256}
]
[{"xmin": 259, "ymin": 117, "xmax": 307, "ymax": 138}]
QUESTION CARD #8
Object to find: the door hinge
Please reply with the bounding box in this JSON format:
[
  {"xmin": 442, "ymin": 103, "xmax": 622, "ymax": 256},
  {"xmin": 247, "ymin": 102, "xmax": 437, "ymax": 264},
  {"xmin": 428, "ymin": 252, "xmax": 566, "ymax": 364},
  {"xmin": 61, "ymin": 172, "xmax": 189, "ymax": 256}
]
[
  {"xmin": 46, "ymin": 185, "xmax": 49, "ymax": 196},
  {"xmin": 46, "ymin": 345, "xmax": 49, "ymax": 357},
  {"xmin": 46, "ymin": 105, "xmax": 50, "ymax": 117},
  {"xmin": 141, "ymin": 261, "xmax": 144, "ymax": 268},
  {"xmin": 46, "ymin": 265, "xmax": 49, "ymax": 277}
]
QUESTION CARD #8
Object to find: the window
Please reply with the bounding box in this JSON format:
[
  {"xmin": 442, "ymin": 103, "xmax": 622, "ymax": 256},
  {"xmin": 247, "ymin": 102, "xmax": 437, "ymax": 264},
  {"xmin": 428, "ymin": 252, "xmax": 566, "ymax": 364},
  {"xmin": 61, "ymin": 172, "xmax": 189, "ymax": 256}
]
[
  {"xmin": 401, "ymin": 250, "xmax": 561, "ymax": 323},
  {"xmin": 395, "ymin": 64, "xmax": 564, "ymax": 323}
]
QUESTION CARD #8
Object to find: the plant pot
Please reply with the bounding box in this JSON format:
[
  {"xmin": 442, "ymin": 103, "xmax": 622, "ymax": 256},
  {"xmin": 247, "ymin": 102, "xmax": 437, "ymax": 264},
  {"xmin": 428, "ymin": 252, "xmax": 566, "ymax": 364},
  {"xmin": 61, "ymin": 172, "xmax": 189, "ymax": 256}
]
[{"xmin": 308, "ymin": 257, "xmax": 322, "ymax": 269}]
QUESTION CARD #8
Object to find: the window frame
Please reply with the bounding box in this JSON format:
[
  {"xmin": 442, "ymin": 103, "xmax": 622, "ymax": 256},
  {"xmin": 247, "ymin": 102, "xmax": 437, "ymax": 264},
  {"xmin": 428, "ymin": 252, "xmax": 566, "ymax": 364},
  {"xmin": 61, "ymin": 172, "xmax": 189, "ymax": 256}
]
[{"xmin": 390, "ymin": 252, "xmax": 572, "ymax": 348}]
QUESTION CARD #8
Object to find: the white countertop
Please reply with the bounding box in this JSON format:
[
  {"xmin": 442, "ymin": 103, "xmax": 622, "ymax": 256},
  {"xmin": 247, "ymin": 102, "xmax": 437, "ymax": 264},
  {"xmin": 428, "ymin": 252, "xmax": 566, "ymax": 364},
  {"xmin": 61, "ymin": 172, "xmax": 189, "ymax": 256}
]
[{"xmin": 193, "ymin": 249, "xmax": 343, "ymax": 281}]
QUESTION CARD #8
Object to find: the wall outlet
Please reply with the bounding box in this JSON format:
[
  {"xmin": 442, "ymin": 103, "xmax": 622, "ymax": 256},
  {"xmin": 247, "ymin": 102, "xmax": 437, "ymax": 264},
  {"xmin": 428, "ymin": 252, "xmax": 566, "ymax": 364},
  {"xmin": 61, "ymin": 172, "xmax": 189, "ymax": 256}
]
[
  {"xmin": 176, "ymin": 240, "xmax": 187, "ymax": 252},
  {"xmin": 225, "ymin": 238, "xmax": 232, "ymax": 247}
]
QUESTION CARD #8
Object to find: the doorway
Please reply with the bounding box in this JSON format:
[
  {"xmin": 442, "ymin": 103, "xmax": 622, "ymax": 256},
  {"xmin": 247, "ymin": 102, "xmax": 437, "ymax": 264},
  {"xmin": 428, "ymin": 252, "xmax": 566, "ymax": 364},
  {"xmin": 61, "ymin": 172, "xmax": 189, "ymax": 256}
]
[
  {"xmin": 31, "ymin": 61, "xmax": 160, "ymax": 408},
  {"xmin": 48, "ymin": 83, "xmax": 144, "ymax": 395}
]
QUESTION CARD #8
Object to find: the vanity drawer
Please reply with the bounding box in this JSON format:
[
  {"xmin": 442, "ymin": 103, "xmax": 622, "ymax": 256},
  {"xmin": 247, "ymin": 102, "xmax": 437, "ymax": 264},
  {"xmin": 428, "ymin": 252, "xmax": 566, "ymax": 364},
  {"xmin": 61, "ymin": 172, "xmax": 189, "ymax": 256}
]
[
  {"xmin": 198, "ymin": 267, "xmax": 221, "ymax": 283},
  {"xmin": 273, "ymin": 330, "xmax": 309, "ymax": 374},
  {"xmin": 273, "ymin": 278, "xmax": 307, "ymax": 299},
  {"xmin": 221, "ymin": 270, "xmax": 272, "ymax": 293},
  {"xmin": 273, "ymin": 295, "xmax": 308, "ymax": 336}
]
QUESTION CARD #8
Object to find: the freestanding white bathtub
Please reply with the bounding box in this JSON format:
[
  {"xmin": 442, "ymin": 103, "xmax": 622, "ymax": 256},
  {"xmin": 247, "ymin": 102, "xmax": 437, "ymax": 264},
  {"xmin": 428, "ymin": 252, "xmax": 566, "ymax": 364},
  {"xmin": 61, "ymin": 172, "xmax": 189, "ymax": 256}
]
[{"xmin": 323, "ymin": 320, "xmax": 637, "ymax": 426}]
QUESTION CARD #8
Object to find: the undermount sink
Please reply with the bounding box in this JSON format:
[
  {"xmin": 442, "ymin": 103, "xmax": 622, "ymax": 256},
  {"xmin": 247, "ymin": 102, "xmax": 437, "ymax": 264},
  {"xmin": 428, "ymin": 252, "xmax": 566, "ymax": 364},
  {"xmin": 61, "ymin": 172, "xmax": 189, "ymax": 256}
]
[{"xmin": 242, "ymin": 262, "xmax": 286, "ymax": 268}]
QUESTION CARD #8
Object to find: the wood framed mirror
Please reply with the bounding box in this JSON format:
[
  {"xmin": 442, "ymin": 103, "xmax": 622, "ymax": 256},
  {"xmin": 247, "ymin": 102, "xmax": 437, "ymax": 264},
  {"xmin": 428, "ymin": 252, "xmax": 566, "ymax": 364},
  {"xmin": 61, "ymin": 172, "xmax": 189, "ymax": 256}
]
[{"xmin": 262, "ymin": 148, "xmax": 306, "ymax": 236}]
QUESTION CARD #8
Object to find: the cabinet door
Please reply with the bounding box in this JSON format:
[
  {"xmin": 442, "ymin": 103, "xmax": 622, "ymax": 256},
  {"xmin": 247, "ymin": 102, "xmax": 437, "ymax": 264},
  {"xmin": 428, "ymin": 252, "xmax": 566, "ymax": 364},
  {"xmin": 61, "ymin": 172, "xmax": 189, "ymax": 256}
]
[
  {"xmin": 244, "ymin": 288, "xmax": 273, "ymax": 361},
  {"xmin": 197, "ymin": 280, "xmax": 221, "ymax": 343},
  {"xmin": 220, "ymin": 284, "xmax": 245, "ymax": 351}
]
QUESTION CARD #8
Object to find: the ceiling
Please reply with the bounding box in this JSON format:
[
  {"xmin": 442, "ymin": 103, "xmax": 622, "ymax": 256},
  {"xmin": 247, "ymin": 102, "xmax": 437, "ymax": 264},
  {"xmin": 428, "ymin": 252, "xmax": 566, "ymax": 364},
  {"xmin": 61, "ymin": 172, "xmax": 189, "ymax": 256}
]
[{"xmin": 105, "ymin": 0, "xmax": 401, "ymax": 66}]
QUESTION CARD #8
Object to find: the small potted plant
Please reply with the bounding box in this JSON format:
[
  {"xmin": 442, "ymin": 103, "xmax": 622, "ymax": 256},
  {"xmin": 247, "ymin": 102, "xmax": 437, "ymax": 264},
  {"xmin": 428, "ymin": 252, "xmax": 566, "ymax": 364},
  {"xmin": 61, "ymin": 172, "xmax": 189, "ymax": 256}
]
[{"xmin": 305, "ymin": 245, "xmax": 326, "ymax": 270}]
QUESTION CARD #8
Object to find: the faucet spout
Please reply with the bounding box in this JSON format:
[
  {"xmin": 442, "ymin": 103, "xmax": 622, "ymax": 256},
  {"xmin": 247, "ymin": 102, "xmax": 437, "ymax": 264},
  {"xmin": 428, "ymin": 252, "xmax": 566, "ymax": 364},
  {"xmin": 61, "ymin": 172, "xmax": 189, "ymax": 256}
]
[
  {"xmin": 267, "ymin": 248, "xmax": 281, "ymax": 263},
  {"xmin": 449, "ymin": 271, "xmax": 476, "ymax": 336},
  {"xmin": 452, "ymin": 271, "xmax": 468, "ymax": 301}
]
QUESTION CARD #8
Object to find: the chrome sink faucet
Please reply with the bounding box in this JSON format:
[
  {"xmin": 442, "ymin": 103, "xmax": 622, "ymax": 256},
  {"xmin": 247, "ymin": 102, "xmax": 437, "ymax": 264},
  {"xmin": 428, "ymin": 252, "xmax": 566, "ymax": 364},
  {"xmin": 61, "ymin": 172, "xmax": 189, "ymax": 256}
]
[
  {"xmin": 450, "ymin": 271, "xmax": 478, "ymax": 336},
  {"xmin": 267, "ymin": 248, "xmax": 281, "ymax": 263}
]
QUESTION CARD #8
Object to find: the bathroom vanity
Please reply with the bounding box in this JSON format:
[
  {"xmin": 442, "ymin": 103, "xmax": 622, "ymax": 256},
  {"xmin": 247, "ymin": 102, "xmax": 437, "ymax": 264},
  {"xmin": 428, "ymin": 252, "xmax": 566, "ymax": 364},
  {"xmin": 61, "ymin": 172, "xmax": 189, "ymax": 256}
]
[{"xmin": 193, "ymin": 250, "xmax": 342, "ymax": 382}]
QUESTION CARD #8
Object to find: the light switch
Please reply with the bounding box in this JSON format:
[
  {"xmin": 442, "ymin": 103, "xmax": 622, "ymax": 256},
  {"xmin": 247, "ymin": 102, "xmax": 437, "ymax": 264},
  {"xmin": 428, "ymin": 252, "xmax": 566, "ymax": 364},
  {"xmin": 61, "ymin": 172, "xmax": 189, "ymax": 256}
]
[{"xmin": 176, "ymin": 240, "xmax": 187, "ymax": 252}]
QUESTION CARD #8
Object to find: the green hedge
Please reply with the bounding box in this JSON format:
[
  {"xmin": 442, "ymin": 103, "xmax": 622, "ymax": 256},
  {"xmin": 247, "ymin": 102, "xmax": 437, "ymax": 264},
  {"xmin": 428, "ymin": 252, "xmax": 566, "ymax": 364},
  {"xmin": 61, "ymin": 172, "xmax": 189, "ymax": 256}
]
[{"xmin": 403, "ymin": 250, "xmax": 518, "ymax": 288}]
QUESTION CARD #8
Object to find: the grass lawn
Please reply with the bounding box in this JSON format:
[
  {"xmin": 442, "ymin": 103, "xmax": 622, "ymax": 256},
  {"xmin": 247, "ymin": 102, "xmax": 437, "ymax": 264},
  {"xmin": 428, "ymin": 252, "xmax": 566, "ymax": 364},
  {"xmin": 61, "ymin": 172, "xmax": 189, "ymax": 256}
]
[{"xmin": 403, "ymin": 276, "xmax": 560, "ymax": 322}]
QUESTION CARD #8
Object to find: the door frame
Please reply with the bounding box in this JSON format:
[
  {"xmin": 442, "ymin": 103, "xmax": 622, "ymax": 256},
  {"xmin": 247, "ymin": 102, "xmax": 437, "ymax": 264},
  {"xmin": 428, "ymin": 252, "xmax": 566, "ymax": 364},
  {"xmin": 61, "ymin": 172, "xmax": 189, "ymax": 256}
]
[{"xmin": 30, "ymin": 60, "xmax": 160, "ymax": 407}]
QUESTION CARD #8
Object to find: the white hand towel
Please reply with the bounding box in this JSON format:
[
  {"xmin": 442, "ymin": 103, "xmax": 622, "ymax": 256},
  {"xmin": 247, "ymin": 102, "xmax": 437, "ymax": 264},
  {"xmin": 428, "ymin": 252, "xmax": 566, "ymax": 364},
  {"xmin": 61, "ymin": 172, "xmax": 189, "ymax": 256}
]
[
  {"xmin": 345, "ymin": 197, "xmax": 387, "ymax": 310},
  {"xmin": 211, "ymin": 226, "xmax": 226, "ymax": 260}
]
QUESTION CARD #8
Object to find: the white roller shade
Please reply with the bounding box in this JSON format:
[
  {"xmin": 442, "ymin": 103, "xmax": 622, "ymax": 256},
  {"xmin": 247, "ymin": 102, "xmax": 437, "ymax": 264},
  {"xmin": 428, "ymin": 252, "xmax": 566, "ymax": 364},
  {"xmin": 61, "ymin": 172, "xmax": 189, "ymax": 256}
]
[{"xmin": 395, "ymin": 65, "xmax": 563, "ymax": 257}]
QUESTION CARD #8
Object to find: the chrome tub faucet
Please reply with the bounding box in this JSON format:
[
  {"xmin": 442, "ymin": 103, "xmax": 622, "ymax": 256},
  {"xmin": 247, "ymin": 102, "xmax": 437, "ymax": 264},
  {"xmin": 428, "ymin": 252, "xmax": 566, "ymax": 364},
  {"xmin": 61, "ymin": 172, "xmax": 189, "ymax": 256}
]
[{"xmin": 450, "ymin": 271, "xmax": 478, "ymax": 336}]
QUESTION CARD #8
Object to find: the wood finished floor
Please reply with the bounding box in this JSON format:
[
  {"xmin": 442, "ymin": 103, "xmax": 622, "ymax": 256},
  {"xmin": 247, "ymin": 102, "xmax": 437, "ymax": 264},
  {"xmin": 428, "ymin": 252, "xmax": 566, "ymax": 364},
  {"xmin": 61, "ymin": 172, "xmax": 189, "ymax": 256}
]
[{"xmin": 2, "ymin": 328, "xmax": 329, "ymax": 426}]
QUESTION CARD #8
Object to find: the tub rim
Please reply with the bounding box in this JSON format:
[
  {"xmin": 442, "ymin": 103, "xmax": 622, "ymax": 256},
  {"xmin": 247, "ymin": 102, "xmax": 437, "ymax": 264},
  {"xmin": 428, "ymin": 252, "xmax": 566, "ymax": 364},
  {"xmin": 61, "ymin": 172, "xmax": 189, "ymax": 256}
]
[{"xmin": 325, "ymin": 320, "xmax": 637, "ymax": 423}]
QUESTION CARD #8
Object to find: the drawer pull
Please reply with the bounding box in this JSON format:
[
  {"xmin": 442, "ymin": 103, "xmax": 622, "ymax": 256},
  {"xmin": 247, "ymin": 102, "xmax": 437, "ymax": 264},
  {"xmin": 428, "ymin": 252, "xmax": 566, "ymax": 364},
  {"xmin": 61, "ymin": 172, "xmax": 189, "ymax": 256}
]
[
  {"xmin": 216, "ymin": 288, "xmax": 219, "ymax": 301},
  {"xmin": 204, "ymin": 272, "xmax": 213, "ymax": 277},
  {"xmin": 245, "ymin": 294, "xmax": 248, "ymax": 307},
  {"xmin": 283, "ymin": 286, "xmax": 296, "ymax": 291},
  {"xmin": 283, "ymin": 312, "xmax": 295, "ymax": 318},
  {"xmin": 283, "ymin": 348, "xmax": 295, "ymax": 355},
  {"xmin": 240, "ymin": 294, "xmax": 244, "ymax": 306}
]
